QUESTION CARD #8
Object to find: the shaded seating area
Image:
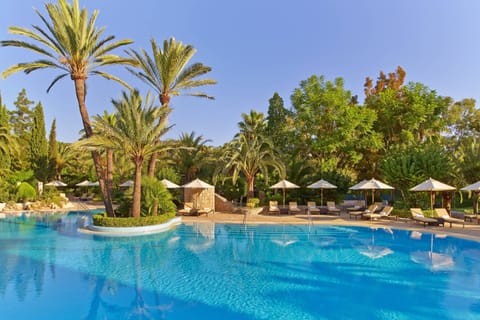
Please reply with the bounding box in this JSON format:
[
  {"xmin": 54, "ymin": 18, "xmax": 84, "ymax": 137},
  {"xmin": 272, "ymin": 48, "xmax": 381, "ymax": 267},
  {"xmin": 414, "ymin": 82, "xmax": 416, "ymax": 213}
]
[
  {"xmin": 349, "ymin": 204, "xmax": 377, "ymax": 220},
  {"xmin": 434, "ymin": 208, "xmax": 465, "ymax": 228},
  {"xmin": 178, "ymin": 202, "xmax": 197, "ymax": 216},
  {"xmin": 411, "ymin": 208, "xmax": 444, "ymax": 227}
]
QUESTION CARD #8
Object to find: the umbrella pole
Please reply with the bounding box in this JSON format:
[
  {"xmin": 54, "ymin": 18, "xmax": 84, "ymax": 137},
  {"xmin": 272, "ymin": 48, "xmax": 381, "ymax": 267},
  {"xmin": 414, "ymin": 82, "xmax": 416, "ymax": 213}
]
[
  {"xmin": 283, "ymin": 189, "xmax": 286, "ymax": 206},
  {"xmin": 321, "ymin": 189, "xmax": 324, "ymax": 206}
]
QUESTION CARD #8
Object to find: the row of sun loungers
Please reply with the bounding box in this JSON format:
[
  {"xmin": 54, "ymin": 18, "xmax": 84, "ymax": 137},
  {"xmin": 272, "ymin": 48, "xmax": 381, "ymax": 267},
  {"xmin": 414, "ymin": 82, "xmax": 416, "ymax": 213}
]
[{"xmin": 411, "ymin": 208, "xmax": 464, "ymax": 228}]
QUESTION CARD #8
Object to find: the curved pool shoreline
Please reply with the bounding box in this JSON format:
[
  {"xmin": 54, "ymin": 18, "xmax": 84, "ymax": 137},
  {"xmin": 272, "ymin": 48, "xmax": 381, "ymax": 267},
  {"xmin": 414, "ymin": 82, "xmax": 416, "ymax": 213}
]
[{"xmin": 80, "ymin": 216, "xmax": 182, "ymax": 236}]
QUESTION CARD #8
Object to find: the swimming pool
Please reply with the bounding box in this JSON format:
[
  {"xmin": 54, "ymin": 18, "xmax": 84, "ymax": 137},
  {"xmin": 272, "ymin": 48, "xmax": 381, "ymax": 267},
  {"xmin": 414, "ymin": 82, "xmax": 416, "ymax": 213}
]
[{"xmin": 0, "ymin": 211, "xmax": 479, "ymax": 319}]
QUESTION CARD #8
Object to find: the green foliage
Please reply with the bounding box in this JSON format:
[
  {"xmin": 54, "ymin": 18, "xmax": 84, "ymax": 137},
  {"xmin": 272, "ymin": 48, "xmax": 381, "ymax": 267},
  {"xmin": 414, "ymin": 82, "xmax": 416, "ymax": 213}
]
[
  {"xmin": 31, "ymin": 102, "xmax": 48, "ymax": 181},
  {"xmin": 48, "ymin": 119, "xmax": 58, "ymax": 180},
  {"xmin": 16, "ymin": 182, "xmax": 36, "ymax": 202},
  {"xmin": 92, "ymin": 211, "xmax": 176, "ymax": 227},
  {"xmin": 380, "ymin": 143, "xmax": 453, "ymax": 207},
  {"xmin": 291, "ymin": 75, "xmax": 382, "ymax": 174},
  {"xmin": 141, "ymin": 176, "xmax": 177, "ymax": 216}
]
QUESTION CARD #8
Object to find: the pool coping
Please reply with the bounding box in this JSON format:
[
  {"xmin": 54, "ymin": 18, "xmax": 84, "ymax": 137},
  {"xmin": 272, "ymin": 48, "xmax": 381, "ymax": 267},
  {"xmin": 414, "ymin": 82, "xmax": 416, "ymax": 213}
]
[{"xmin": 79, "ymin": 216, "xmax": 182, "ymax": 237}]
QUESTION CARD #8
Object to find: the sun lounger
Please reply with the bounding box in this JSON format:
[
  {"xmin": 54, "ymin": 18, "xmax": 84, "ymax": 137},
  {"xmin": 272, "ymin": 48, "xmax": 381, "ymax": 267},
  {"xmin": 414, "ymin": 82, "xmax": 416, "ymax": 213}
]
[
  {"xmin": 178, "ymin": 202, "xmax": 197, "ymax": 216},
  {"xmin": 307, "ymin": 201, "xmax": 320, "ymax": 215},
  {"xmin": 349, "ymin": 204, "xmax": 377, "ymax": 220},
  {"xmin": 326, "ymin": 201, "xmax": 341, "ymax": 215},
  {"xmin": 363, "ymin": 205, "xmax": 394, "ymax": 220},
  {"xmin": 410, "ymin": 208, "xmax": 443, "ymax": 227},
  {"xmin": 267, "ymin": 201, "xmax": 280, "ymax": 215},
  {"xmin": 288, "ymin": 202, "xmax": 302, "ymax": 215},
  {"xmin": 434, "ymin": 208, "xmax": 464, "ymax": 228}
]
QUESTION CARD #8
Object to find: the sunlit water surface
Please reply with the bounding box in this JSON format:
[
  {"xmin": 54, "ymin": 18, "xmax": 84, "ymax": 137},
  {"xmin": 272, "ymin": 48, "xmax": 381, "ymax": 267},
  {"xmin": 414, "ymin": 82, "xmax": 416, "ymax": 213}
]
[{"xmin": 0, "ymin": 211, "xmax": 479, "ymax": 319}]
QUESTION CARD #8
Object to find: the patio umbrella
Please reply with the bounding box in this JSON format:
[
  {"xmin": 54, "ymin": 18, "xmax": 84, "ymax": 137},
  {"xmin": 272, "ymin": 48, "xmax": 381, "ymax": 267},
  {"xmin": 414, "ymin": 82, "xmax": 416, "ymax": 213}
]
[
  {"xmin": 409, "ymin": 177, "xmax": 455, "ymax": 210},
  {"xmin": 87, "ymin": 181, "xmax": 100, "ymax": 187},
  {"xmin": 270, "ymin": 179, "xmax": 300, "ymax": 206},
  {"xmin": 76, "ymin": 180, "xmax": 92, "ymax": 187},
  {"xmin": 349, "ymin": 178, "xmax": 394, "ymax": 204},
  {"xmin": 307, "ymin": 179, "xmax": 337, "ymax": 206},
  {"xmin": 45, "ymin": 180, "xmax": 67, "ymax": 187},
  {"xmin": 410, "ymin": 233, "xmax": 454, "ymax": 271},
  {"xmin": 461, "ymin": 181, "xmax": 480, "ymax": 216},
  {"xmin": 161, "ymin": 178, "xmax": 181, "ymax": 189},
  {"xmin": 119, "ymin": 180, "xmax": 134, "ymax": 188}
]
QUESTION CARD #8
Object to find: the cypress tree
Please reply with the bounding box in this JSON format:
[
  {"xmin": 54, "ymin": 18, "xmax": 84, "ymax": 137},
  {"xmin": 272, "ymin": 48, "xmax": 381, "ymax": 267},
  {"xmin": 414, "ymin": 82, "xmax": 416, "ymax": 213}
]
[
  {"xmin": 0, "ymin": 94, "xmax": 12, "ymax": 170},
  {"xmin": 31, "ymin": 102, "xmax": 48, "ymax": 181},
  {"xmin": 48, "ymin": 119, "xmax": 58, "ymax": 180}
]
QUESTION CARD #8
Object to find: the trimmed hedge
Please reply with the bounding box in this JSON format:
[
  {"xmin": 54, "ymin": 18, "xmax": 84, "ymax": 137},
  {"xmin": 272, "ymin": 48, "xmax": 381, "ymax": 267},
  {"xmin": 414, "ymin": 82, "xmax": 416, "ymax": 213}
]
[{"xmin": 92, "ymin": 211, "xmax": 176, "ymax": 227}]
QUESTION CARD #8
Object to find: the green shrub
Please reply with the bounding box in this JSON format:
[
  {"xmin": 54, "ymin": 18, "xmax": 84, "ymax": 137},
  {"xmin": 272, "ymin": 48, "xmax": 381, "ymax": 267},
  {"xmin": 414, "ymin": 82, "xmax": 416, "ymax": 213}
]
[
  {"xmin": 16, "ymin": 182, "xmax": 37, "ymax": 202},
  {"xmin": 92, "ymin": 211, "xmax": 176, "ymax": 227},
  {"xmin": 141, "ymin": 176, "xmax": 176, "ymax": 216}
]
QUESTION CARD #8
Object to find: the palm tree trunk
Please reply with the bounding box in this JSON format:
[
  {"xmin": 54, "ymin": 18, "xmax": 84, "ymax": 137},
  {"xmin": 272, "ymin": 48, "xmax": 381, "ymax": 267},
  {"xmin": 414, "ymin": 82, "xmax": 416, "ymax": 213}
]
[
  {"xmin": 132, "ymin": 160, "xmax": 143, "ymax": 218},
  {"xmin": 73, "ymin": 78, "xmax": 115, "ymax": 217},
  {"xmin": 147, "ymin": 151, "xmax": 157, "ymax": 177},
  {"xmin": 106, "ymin": 149, "xmax": 114, "ymax": 215},
  {"xmin": 246, "ymin": 175, "xmax": 255, "ymax": 199}
]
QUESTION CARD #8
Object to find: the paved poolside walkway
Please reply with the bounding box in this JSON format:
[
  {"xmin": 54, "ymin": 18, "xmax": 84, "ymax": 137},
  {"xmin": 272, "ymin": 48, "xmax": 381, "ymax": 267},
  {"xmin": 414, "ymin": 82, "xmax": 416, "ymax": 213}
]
[{"xmin": 182, "ymin": 211, "xmax": 480, "ymax": 241}]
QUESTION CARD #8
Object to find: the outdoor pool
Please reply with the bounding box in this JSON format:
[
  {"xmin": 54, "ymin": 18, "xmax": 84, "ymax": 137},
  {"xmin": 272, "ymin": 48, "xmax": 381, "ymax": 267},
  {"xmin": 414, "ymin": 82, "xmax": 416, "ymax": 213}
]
[{"xmin": 0, "ymin": 211, "xmax": 479, "ymax": 319}]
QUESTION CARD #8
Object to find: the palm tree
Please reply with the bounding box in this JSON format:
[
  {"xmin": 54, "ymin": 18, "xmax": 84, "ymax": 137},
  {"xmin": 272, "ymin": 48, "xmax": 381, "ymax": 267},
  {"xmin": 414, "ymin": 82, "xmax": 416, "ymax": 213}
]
[
  {"xmin": 221, "ymin": 110, "xmax": 285, "ymax": 199},
  {"xmin": 1, "ymin": 0, "xmax": 133, "ymax": 216},
  {"xmin": 175, "ymin": 131, "xmax": 212, "ymax": 183},
  {"xmin": 127, "ymin": 37, "xmax": 216, "ymax": 176},
  {"xmin": 77, "ymin": 90, "xmax": 171, "ymax": 218}
]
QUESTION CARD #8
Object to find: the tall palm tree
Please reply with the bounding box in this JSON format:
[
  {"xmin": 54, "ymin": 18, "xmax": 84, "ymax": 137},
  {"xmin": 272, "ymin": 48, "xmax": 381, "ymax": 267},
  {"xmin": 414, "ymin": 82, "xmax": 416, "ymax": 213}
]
[
  {"xmin": 127, "ymin": 37, "xmax": 217, "ymax": 176},
  {"xmin": 221, "ymin": 110, "xmax": 285, "ymax": 199},
  {"xmin": 1, "ymin": 0, "xmax": 133, "ymax": 216},
  {"xmin": 77, "ymin": 90, "xmax": 171, "ymax": 218}
]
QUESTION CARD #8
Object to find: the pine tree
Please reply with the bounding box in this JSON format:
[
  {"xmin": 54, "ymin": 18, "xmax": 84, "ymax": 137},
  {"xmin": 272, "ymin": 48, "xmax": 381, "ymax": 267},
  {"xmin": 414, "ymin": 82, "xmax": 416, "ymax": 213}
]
[
  {"xmin": 48, "ymin": 119, "xmax": 58, "ymax": 180},
  {"xmin": 31, "ymin": 102, "xmax": 48, "ymax": 182}
]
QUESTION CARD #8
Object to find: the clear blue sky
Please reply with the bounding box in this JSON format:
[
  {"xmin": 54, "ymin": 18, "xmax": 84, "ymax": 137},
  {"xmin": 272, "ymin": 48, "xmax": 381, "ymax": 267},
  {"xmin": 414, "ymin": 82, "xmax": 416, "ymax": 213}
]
[{"xmin": 1, "ymin": 0, "xmax": 480, "ymax": 146}]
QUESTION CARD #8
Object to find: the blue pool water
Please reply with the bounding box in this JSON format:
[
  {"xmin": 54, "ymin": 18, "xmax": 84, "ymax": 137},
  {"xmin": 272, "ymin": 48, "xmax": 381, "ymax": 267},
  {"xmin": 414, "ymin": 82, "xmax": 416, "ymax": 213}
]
[{"xmin": 0, "ymin": 211, "xmax": 479, "ymax": 320}]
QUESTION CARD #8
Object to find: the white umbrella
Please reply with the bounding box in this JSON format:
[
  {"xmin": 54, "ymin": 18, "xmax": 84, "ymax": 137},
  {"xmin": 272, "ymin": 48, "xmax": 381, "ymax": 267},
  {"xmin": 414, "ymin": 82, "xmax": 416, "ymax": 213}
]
[
  {"xmin": 350, "ymin": 178, "xmax": 394, "ymax": 204},
  {"xmin": 161, "ymin": 178, "xmax": 181, "ymax": 189},
  {"xmin": 307, "ymin": 179, "xmax": 337, "ymax": 206},
  {"xmin": 410, "ymin": 177, "xmax": 456, "ymax": 210},
  {"xmin": 75, "ymin": 180, "xmax": 91, "ymax": 187},
  {"xmin": 182, "ymin": 178, "xmax": 214, "ymax": 189},
  {"xmin": 45, "ymin": 180, "xmax": 67, "ymax": 187},
  {"xmin": 270, "ymin": 179, "xmax": 300, "ymax": 206},
  {"xmin": 88, "ymin": 181, "xmax": 100, "ymax": 187},
  {"xmin": 119, "ymin": 180, "xmax": 134, "ymax": 188},
  {"xmin": 460, "ymin": 181, "xmax": 480, "ymax": 217}
]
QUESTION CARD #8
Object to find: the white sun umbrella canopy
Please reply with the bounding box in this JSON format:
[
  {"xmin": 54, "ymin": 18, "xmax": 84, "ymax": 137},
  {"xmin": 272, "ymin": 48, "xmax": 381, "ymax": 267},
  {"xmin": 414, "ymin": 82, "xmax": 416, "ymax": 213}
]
[
  {"xmin": 45, "ymin": 180, "xmax": 67, "ymax": 187},
  {"xmin": 270, "ymin": 179, "xmax": 300, "ymax": 206},
  {"xmin": 75, "ymin": 180, "xmax": 91, "ymax": 187},
  {"xmin": 119, "ymin": 180, "xmax": 134, "ymax": 188},
  {"xmin": 410, "ymin": 177, "xmax": 456, "ymax": 210},
  {"xmin": 461, "ymin": 181, "xmax": 480, "ymax": 191},
  {"xmin": 161, "ymin": 179, "xmax": 181, "ymax": 189},
  {"xmin": 307, "ymin": 179, "xmax": 337, "ymax": 206},
  {"xmin": 182, "ymin": 178, "xmax": 214, "ymax": 189},
  {"xmin": 350, "ymin": 178, "xmax": 394, "ymax": 204}
]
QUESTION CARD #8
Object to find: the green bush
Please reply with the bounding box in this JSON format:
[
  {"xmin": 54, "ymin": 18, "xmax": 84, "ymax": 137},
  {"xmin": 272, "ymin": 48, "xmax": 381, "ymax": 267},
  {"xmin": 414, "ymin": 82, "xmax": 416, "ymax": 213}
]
[
  {"xmin": 92, "ymin": 211, "xmax": 176, "ymax": 227},
  {"xmin": 16, "ymin": 182, "xmax": 37, "ymax": 202}
]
